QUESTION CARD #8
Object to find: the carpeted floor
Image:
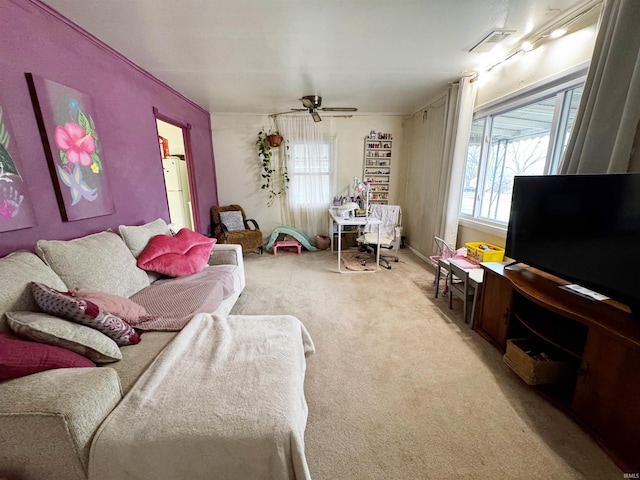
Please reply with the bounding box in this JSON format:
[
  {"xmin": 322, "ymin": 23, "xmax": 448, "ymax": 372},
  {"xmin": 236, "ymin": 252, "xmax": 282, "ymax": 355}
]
[{"xmin": 230, "ymin": 247, "xmax": 621, "ymax": 480}]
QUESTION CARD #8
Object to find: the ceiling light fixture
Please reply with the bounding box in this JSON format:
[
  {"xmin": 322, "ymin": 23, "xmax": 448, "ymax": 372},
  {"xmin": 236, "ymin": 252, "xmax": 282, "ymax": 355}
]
[
  {"xmin": 549, "ymin": 28, "xmax": 568, "ymax": 39},
  {"xmin": 521, "ymin": 41, "xmax": 534, "ymax": 52},
  {"xmin": 476, "ymin": 1, "xmax": 601, "ymax": 78}
]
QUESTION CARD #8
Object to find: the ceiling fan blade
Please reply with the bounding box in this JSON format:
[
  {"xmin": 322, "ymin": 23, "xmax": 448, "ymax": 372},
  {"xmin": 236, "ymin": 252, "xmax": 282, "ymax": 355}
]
[
  {"xmin": 310, "ymin": 110, "xmax": 322, "ymax": 122},
  {"xmin": 290, "ymin": 108, "xmax": 307, "ymax": 112},
  {"xmin": 320, "ymin": 107, "xmax": 358, "ymax": 112}
]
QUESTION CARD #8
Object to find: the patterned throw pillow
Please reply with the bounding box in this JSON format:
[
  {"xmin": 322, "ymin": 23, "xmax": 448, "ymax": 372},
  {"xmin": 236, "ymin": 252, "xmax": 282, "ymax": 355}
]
[
  {"xmin": 219, "ymin": 211, "xmax": 245, "ymax": 232},
  {"xmin": 30, "ymin": 282, "xmax": 140, "ymax": 346},
  {"xmin": 6, "ymin": 311, "xmax": 122, "ymax": 364}
]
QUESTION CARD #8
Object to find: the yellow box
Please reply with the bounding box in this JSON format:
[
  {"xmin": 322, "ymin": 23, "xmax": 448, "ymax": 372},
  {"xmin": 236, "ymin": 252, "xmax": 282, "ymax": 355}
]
[{"xmin": 465, "ymin": 242, "xmax": 505, "ymax": 263}]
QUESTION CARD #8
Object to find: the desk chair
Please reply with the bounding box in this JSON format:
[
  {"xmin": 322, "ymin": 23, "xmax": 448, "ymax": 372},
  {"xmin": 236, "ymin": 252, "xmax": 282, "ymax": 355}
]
[
  {"xmin": 356, "ymin": 204, "xmax": 402, "ymax": 269},
  {"xmin": 448, "ymin": 261, "xmax": 477, "ymax": 325}
]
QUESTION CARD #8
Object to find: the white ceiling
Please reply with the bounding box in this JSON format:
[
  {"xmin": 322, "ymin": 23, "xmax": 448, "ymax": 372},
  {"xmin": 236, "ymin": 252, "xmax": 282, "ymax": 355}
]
[{"xmin": 41, "ymin": 0, "xmax": 588, "ymax": 115}]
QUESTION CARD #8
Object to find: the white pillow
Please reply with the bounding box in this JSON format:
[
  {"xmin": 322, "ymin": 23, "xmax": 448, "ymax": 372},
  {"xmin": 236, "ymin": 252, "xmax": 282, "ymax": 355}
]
[{"xmin": 219, "ymin": 211, "xmax": 245, "ymax": 232}]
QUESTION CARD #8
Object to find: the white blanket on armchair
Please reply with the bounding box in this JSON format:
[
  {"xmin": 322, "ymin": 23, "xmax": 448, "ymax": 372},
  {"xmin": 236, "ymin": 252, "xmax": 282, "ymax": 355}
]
[{"xmin": 89, "ymin": 313, "xmax": 315, "ymax": 480}]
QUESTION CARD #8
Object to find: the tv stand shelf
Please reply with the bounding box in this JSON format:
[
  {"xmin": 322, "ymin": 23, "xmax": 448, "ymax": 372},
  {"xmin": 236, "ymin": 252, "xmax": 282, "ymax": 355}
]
[{"xmin": 474, "ymin": 262, "xmax": 640, "ymax": 473}]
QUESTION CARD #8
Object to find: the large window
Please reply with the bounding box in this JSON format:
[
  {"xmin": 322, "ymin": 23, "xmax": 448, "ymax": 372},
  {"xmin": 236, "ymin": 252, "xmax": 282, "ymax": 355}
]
[
  {"xmin": 460, "ymin": 80, "xmax": 584, "ymax": 225},
  {"xmin": 288, "ymin": 139, "xmax": 335, "ymax": 207}
]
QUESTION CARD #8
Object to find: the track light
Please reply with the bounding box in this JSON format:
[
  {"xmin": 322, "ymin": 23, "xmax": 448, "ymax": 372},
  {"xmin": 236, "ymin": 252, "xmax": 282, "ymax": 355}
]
[
  {"xmin": 549, "ymin": 28, "xmax": 567, "ymax": 39},
  {"xmin": 521, "ymin": 41, "xmax": 534, "ymax": 52}
]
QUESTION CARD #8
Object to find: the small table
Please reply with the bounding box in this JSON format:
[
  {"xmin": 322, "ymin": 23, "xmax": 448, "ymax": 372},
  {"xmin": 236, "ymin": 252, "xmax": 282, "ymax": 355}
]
[
  {"xmin": 273, "ymin": 240, "xmax": 302, "ymax": 255},
  {"xmin": 328, "ymin": 210, "xmax": 382, "ymax": 273},
  {"xmin": 437, "ymin": 257, "xmax": 484, "ymax": 327}
]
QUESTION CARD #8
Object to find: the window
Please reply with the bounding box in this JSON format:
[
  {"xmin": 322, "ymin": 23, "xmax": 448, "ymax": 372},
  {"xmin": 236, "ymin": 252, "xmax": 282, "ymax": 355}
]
[
  {"xmin": 460, "ymin": 80, "xmax": 584, "ymax": 225},
  {"xmin": 288, "ymin": 139, "xmax": 335, "ymax": 207}
]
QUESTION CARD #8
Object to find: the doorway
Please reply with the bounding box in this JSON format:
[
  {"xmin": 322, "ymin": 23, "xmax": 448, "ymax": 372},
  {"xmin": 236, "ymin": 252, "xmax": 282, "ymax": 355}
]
[{"xmin": 156, "ymin": 119, "xmax": 194, "ymax": 231}]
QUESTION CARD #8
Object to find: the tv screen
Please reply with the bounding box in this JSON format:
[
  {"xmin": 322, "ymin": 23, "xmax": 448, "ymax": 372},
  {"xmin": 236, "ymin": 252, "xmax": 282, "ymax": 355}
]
[{"xmin": 505, "ymin": 173, "xmax": 640, "ymax": 312}]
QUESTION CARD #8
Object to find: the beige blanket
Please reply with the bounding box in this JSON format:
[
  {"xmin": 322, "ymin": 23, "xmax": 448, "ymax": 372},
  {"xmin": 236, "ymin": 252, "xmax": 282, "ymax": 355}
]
[{"xmin": 89, "ymin": 313, "xmax": 315, "ymax": 480}]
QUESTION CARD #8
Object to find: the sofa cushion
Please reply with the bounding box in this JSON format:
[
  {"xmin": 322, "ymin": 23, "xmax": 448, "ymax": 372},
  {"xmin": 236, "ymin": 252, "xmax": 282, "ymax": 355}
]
[
  {"xmin": 0, "ymin": 332, "xmax": 95, "ymax": 381},
  {"xmin": 118, "ymin": 219, "xmax": 173, "ymax": 283},
  {"xmin": 0, "ymin": 251, "xmax": 67, "ymax": 333},
  {"xmin": 31, "ymin": 282, "xmax": 140, "ymax": 346},
  {"xmin": 137, "ymin": 229, "xmax": 216, "ymax": 277},
  {"xmin": 118, "ymin": 218, "xmax": 172, "ymax": 258},
  {"xmin": 6, "ymin": 311, "xmax": 122, "ymax": 364},
  {"xmin": 36, "ymin": 231, "xmax": 150, "ymax": 298},
  {"xmin": 72, "ymin": 288, "xmax": 154, "ymax": 325}
]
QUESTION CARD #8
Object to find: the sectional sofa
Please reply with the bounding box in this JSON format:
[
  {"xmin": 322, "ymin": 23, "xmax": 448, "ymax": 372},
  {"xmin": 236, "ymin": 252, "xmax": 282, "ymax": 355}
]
[{"xmin": 0, "ymin": 219, "xmax": 313, "ymax": 480}]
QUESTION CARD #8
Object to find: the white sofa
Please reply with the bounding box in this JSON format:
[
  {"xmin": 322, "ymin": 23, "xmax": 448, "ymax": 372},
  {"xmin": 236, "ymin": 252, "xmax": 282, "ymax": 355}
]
[{"xmin": 0, "ymin": 220, "xmax": 255, "ymax": 480}]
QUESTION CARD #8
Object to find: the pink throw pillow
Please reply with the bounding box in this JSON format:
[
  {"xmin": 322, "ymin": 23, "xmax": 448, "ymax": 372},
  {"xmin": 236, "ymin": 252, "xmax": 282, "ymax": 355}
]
[
  {"xmin": 72, "ymin": 288, "xmax": 155, "ymax": 325},
  {"xmin": 137, "ymin": 228, "xmax": 216, "ymax": 277},
  {"xmin": 0, "ymin": 332, "xmax": 95, "ymax": 382},
  {"xmin": 31, "ymin": 282, "xmax": 141, "ymax": 346}
]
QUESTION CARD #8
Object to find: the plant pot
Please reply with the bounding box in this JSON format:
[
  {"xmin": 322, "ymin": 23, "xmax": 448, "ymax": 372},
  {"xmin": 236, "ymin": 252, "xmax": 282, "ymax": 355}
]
[
  {"xmin": 268, "ymin": 134, "xmax": 283, "ymax": 147},
  {"xmin": 315, "ymin": 235, "xmax": 330, "ymax": 250}
]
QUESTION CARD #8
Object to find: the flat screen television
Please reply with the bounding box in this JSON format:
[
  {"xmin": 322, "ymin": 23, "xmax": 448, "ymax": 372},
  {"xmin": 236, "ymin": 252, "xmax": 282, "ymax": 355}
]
[{"xmin": 505, "ymin": 173, "xmax": 640, "ymax": 313}]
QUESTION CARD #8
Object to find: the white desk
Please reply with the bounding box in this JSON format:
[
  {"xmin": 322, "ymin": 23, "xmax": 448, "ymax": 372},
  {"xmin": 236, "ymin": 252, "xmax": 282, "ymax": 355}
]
[{"xmin": 329, "ymin": 210, "xmax": 382, "ymax": 273}]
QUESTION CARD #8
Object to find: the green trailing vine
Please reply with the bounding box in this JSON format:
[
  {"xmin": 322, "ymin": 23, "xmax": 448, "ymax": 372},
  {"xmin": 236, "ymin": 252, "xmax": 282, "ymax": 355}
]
[{"xmin": 257, "ymin": 130, "xmax": 290, "ymax": 206}]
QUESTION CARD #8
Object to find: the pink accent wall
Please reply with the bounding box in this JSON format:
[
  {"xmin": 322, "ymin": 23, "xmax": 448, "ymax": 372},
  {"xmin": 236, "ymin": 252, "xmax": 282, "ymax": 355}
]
[{"xmin": 0, "ymin": 0, "xmax": 219, "ymax": 257}]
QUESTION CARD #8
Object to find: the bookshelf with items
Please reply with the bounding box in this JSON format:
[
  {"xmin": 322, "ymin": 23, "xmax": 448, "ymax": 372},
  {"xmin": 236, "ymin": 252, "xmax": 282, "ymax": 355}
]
[{"xmin": 363, "ymin": 131, "xmax": 392, "ymax": 205}]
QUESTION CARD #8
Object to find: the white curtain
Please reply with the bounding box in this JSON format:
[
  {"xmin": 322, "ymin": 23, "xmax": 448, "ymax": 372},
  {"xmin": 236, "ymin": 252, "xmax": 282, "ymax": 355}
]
[
  {"xmin": 436, "ymin": 77, "xmax": 477, "ymax": 248},
  {"xmin": 276, "ymin": 115, "xmax": 334, "ymax": 238},
  {"xmin": 560, "ymin": 0, "xmax": 640, "ymax": 173}
]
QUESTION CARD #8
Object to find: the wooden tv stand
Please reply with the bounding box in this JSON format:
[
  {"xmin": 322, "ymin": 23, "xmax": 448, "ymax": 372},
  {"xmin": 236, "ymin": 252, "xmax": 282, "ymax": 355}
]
[{"xmin": 474, "ymin": 263, "xmax": 640, "ymax": 473}]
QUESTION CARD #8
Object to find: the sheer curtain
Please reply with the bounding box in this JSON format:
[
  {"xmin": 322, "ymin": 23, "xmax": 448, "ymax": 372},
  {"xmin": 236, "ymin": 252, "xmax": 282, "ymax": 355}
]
[
  {"xmin": 560, "ymin": 0, "xmax": 640, "ymax": 173},
  {"xmin": 276, "ymin": 115, "xmax": 335, "ymax": 238},
  {"xmin": 437, "ymin": 77, "xmax": 477, "ymax": 248}
]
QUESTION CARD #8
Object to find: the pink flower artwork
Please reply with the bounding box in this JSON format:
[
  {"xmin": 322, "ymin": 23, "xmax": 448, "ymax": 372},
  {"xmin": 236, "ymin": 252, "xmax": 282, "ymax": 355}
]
[
  {"xmin": 27, "ymin": 74, "xmax": 113, "ymax": 221},
  {"xmin": 54, "ymin": 122, "xmax": 95, "ymax": 167}
]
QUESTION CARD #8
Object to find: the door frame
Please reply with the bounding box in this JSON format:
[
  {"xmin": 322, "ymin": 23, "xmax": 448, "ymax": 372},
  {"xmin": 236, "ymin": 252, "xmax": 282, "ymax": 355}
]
[{"xmin": 153, "ymin": 107, "xmax": 200, "ymax": 232}]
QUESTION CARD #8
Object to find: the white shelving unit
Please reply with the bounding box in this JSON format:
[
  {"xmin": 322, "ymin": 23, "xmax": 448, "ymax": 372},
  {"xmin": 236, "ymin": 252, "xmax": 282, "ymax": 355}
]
[{"xmin": 363, "ymin": 134, "xmax": 392, "ymax": 205}]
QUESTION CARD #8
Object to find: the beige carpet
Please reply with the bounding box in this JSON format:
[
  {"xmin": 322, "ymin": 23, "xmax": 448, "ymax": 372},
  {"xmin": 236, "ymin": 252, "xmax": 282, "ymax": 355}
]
[{"xmin": 230, "ymin": 247, "xmax": 621, "ymax": 480}]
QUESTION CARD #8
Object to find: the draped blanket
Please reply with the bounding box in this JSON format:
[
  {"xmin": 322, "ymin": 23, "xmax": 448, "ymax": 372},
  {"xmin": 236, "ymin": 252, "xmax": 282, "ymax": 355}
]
[
  {"xmin": 89, "ymin": 313, "xmax": 315, "ymax": 480},
  {"xmin": 129, "ymin": 266, "xmax": 235, "ymax": 330}
]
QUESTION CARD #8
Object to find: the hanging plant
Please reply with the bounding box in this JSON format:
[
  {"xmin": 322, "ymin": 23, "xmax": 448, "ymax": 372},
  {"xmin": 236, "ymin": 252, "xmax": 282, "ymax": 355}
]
[
  {"xmin": 268, "ymin": 132, "xmax": 283, "ymax": 147},
  {"xmin": 257, "ymin": 130, "xmax": 290, "ymax": 206}
]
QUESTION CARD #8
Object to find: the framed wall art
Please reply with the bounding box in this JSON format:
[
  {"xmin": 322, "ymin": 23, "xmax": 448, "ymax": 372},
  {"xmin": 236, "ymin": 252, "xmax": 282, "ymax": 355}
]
[
  {"xmin": 0, "ymin": 100, "xmax": 36, "ymax": 232},
  {"xmin": 26, "ymin": 73, "xmax": 114, "ymax": 221}
]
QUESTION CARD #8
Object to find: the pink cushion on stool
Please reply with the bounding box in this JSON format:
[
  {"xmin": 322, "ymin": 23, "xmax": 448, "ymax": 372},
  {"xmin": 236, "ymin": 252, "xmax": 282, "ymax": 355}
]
[{"xmin": 273, "ymin": 240, "xmax": 302, "ymax": 255}]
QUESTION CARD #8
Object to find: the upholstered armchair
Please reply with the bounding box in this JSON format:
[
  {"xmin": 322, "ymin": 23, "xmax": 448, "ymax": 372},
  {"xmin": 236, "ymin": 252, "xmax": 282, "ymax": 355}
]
[{"xmin": 210, "ymin": 205, "xmax": 263, "ymax": 254}]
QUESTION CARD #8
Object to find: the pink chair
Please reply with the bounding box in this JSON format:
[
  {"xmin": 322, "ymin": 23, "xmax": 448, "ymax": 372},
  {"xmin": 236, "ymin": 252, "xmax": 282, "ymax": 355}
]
[{"xmin": 429, "ymin": 237, "xmax": 462, "ymax": 297}]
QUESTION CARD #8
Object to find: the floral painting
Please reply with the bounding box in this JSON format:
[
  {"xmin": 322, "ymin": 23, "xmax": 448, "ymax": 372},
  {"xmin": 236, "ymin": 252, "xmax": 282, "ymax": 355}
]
[
  {"xmin": 0, "ymin": 102, "xmax": 36, "ymax": 232},
  {"xmin": 26, "ymin": 74, "xmax": 114, "ymax": 221}
]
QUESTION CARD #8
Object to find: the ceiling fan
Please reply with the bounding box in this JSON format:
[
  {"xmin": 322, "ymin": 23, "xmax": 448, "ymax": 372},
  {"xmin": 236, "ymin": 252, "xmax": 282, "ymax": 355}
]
[{"xmin": 291, "ymin": 95, "xmax": 358, "ymax": 122}]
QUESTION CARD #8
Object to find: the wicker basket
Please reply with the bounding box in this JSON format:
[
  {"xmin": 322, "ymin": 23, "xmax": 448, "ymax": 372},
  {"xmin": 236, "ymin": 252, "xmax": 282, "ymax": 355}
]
[{"xmin": 503, "ymin": 338, "xmax": 573, "ymax": 385}]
